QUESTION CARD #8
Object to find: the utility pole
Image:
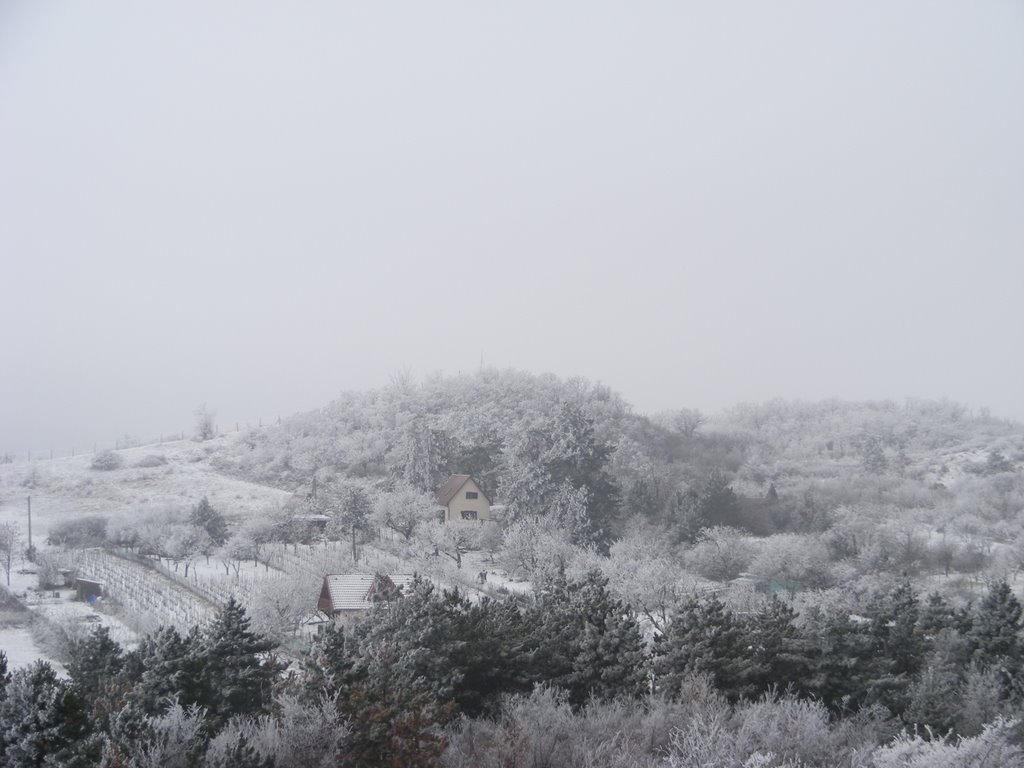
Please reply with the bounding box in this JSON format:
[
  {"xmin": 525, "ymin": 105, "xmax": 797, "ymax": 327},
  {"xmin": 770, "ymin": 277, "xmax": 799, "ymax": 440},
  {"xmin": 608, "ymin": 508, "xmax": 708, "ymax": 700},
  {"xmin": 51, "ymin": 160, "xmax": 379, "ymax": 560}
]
[{"xmin": 26, "ymin": 495, "xmax": 32, "ymax": 557}]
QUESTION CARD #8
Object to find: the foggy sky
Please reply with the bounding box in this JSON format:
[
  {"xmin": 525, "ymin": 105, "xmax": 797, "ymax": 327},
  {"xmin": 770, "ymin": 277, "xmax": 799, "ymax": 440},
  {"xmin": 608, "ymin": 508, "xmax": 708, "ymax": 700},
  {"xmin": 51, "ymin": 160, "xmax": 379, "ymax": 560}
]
[{"xmin": 2, "ymin": 1, "xmax": 1022, "ymax": 455}]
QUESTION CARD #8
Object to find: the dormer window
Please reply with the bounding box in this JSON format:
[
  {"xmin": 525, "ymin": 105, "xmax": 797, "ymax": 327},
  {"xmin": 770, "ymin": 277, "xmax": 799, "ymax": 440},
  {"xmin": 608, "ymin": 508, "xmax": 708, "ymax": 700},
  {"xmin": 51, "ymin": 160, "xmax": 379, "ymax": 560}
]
[{"xmin": 465, "ymin": 491, "xmax": 478, "ymax": 499}]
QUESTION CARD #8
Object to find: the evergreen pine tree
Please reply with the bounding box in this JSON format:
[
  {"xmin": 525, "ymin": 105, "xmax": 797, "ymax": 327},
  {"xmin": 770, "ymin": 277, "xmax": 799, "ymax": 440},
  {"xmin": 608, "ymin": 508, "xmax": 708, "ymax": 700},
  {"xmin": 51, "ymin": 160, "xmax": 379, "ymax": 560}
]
[
  {"xmin": 903, "ymin": 662, "xmax": 961, "ymax": 733},
  {"xmin": 697, "ymin": 470, "xmax": 740, "ymax": 528},
  {"xmin": 191, "ymin": 496, "xmax": 228, "ymax": 547},
  {"xmin": 747, "ymin": 596, "xmax": 814, "ymax": 696},
  {"xmin": 448, "ymin": 596, "xmax": 532, "ymax": 717},
  {"xmin": 337, "ymin": 579, "xmax": 465, "ymax": 766},
  {"xmin": 0, "ymin": 661, "xmax": 98, "ymax": 768},
  {"xmin": 808, "ymin": 609, "xmax": 877, "ymax": 711},
  {"xmin": 876, "ymin": 581, "xmax": 922, "ymax": 679},
  {"xmin": 671, "ymin": 487, "xmax": 705, "ymax": 544},
  {"xmin": 301, "ymin": 622, "xmax": 358, "ymax": 702},
  {"xmin": 342, "ymin": 636, "xmax": 454, "ymax": 768},
  {"xmin": 529, "ymin": 570, "xmax": 647, "ymax": 707},
  {"xmin": 654, "ymin": 594, "xmax": 754, "ymax": 702},
  {"xmin": 202, "ymin": 597, "xmax": 279, "ymax": 726},
  {"xmin": 128, "ymin": 625, "xmax": 208, "ymax": 716},
  {"xmin": 0, "ymin": 650, "xmax": 8, "ymax": 700},
  {"xmin": 67, "ymin": 625, "xmax": 123, "ymax": 708},
  {"xmin": 67, "ymin": 625, "xmax": 128, "ymax": 731},
  {"xmin": 968, "ymin": 580, "xmax": 1024, "ymax": 693},
  {"xmin": 970, "ymin": 580, "xmax": 1023, "ymax": 663},
  {"xmin": 917, "ymin": 592, "xmax": 958, "ymax": 646}
]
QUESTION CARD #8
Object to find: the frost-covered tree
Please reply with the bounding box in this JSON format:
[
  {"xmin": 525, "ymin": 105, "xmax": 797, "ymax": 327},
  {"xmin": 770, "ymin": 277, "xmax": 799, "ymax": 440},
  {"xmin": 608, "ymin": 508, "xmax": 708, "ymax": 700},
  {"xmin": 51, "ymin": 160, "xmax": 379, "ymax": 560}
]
[
  {"xmin": 200, "ymin": 598, "xmax": 280, "ymax": 726},
  {"xmin": 497, "ymin": 517, "xmax": 577, "ymax": 582},
  {"xmin": 67, "ymin": 626, "xmax": 123, "ymax": 722},
  {"xmin": 0, "ymin": 523, "xmax": 19, "ymax": 586},
  {"xmin": 248, "ymin": 572, "xmax": 319, "ymax": 642},
  {"xmin": 0, "ymin": 661, "xmax": 97, "ymax": 767},
  {"xmin": 500, "ymin": 403, "xmax": 620, "ymax": 548},
  {"xmin": 204, "ymin": 695, "xmax": 347, "ymax": 768},
  {"xmin": 746, "ymin": 596, "xmax": 814, "ymax": 697},
  {"xmin": 861, "ymin": 436, "xmax": 889, "ymax": 475},
  {"xmin": 388, "ymin": 414, "xmax": 454, "ymax": 491},
  {"xmin": 102, "ymin": 701, "xmax": 206, "ymax": 768},
  {"xmin": 124, "ymin": 625, "xmax": 208, "ymax": 719},
  {"xmin": 968, "ymin": 580, "xmax": 1024, "ymax": 691},
  {"xmin": 529, "ymin": 570, "xmax": 647, "ymax": 707},
  {"xmin": 316, "ymin": 482, "xmax": 372, "ymax": 562},
  {"xmin": 422, "ymin": 521, "xmax": 476, "ymax": 570},
  {"xmin": 194, "ymin": 404, "xmax": 216, "ymax": 442},
  {"xmin": 870, "ymin": 716, "xmax": 1023, "ymax": 767},
  {"xmin": 190, "ymin": 496, "xmax": 228, "ymax": 548},
  {"xmin": 654, "ymin": 594, "xmax": 755, "ymax": 703},
  {"xmin": 372, "ymin": 484, "xmax": 438, "ymax": 541}
]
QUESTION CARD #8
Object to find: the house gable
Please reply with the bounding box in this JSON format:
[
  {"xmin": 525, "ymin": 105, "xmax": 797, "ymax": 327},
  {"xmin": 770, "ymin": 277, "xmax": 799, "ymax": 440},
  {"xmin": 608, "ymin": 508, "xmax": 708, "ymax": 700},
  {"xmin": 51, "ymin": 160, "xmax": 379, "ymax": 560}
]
[
  {"xmin": 436, "ymin": 474, "xmax": 491, "ymax": 523},
  {"xmin": 319, "ymin": 573, "xmax": 414, "ymax": 616}
]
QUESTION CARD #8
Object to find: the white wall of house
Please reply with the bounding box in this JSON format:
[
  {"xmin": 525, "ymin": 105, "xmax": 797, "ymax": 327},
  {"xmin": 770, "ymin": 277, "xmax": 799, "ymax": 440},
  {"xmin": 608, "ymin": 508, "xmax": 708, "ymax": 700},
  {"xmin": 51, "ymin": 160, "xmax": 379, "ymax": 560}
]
[{"xmin": 444, "ymin": 477, "xmax": 491, "ymax": 522}]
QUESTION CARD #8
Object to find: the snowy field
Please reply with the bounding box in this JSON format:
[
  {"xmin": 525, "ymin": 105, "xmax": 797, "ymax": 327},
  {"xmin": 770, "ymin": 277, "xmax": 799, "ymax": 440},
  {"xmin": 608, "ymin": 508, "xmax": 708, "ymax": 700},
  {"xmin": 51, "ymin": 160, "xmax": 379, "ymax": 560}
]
[
  {"xmin": 0, "ymin": 435, "xmax": 292, "ymax": 670},
  {"xmin": 0, "ymin": 435, "xmax": 290, "ymax": 543},
  {"xmin": 0, "ymin": 434, "xmax": 533, "ymax": 667}
]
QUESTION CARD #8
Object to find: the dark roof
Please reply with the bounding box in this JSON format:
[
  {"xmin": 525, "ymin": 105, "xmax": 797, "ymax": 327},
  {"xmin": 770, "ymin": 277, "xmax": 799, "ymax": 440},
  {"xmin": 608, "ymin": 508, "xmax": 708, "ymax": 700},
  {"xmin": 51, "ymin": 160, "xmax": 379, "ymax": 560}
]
[
  {"xmin": 435, "ymin": 474, "xmax": 471, "ymax": 506},
  {"xmin": 435, "ymin": 474, "xmax": 492, "ymax": 506}
]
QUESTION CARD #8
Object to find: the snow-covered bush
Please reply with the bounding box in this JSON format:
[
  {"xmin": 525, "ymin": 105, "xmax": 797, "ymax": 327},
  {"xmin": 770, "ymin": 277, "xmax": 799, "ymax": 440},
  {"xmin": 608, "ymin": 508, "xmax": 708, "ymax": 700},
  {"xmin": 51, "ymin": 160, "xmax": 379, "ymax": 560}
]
[
  {"xmin": 135, "ymin": 454, "xmax": 168, "ymax": 468},
  {"xmin": 869, "ymin": 717, "xmax": 1023, "ymax": 767},
  {"xmin": 683, "ymin": 527, "xmax": 758, "ymax": 581},
  {"xmin": 90, "ymin": 449, "xmax": 123, "ymax": 471}
]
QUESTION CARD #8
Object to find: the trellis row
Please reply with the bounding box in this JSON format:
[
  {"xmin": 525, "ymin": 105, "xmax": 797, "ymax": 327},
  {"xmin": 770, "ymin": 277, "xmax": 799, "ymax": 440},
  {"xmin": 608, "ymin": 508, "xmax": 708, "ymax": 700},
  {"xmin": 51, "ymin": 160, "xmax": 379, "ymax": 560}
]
[{"xmin": 64, "ymin": 549, "xmax": 218, "ymax": 631}]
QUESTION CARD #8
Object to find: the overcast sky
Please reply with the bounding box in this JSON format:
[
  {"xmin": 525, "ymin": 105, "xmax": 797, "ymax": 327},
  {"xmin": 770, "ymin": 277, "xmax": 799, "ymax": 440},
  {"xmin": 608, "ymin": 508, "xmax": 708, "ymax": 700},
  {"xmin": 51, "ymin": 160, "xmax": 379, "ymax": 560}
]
[{"xmin": 1, "ymin": 1, "xmax": 1022, "ymax": 454}]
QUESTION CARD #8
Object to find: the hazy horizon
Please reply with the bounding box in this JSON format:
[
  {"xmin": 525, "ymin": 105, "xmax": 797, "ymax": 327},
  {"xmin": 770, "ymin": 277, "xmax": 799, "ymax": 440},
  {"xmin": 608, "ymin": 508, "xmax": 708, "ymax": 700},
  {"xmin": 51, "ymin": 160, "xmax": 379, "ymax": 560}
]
[{"xmin": 2, "ymin": 1, "xmax": 1022, "ymax": 454}]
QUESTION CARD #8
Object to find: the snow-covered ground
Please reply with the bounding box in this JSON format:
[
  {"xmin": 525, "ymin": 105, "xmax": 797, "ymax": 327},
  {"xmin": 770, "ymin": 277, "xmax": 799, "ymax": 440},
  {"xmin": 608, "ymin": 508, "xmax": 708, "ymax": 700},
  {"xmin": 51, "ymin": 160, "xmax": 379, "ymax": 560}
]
[
  {"xmin": 0, "ymin": 437, "xmax": 535, "ymax": 653},
  {"xmin": 0, "ymin": 561, "xmax": 138, "ymax": 674},
  {"xmin": 0, "ymin": 436, "xmax": 290, "ymax": 544},
  {"xmin": 0, "ymin": 435, "xmax": 295, "ymax": 665}
]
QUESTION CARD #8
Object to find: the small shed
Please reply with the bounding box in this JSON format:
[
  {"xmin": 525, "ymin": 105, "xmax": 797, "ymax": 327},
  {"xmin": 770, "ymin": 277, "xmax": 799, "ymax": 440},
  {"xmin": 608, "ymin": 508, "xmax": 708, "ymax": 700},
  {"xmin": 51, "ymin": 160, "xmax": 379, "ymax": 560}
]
[
  {"xmin": 755, "ymin": 578, "xmax": 803, "ymax": 597},
  {"xmin": 74, "ymin": 577, "xmax": 105, "ymax": 603},
  {"xmin": 317, "ymin": 573, "xmax": 414, "ymax": 618},
  {"xmin": 291, "ymin": 514, "xmax": 331, "ymax": 532}
]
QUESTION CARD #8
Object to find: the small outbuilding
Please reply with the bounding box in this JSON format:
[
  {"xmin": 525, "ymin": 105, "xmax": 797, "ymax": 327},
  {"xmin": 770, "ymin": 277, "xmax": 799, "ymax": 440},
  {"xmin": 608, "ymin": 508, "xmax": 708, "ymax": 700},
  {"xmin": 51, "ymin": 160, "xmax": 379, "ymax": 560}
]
[
  {"xmin": 435, "ymin": 474, "xmax": 491, "ymax": 523},
  {"xmin": 317, "ymin": 573, "xmax": 415, "ymax": 618},
  {"xmin": 74, "ymin": 577, "xmax": 105, "ymax": 604},
  {"xmin": 291, "ymin": 514, "xmax": 331, "ymax": 533}
]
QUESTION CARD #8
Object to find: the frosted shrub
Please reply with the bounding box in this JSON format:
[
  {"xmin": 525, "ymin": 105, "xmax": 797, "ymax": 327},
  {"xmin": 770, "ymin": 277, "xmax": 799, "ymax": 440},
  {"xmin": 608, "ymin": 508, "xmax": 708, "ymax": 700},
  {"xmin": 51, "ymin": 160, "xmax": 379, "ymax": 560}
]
[
  {"xmin": 731, "ymin": 694, "xmax": 836, "ymax": 767},
  {"xmin": 442, "ymin": 687, "xmax": 674, "ymax": 768},
  {"xmin": 749, "ymin": 534, "xmax": 834, "ymax": 589},
  {"xmin": 869, "ymin": 717, "xmax": 1024, "ymax": 767},
  {"xmin": 683, "ymin": 527, "xmax": 757, "ymax": 581},
  {"xmin": 135, "ymin": 454, "xmax": 168, "ymax": 468},
  {"xmin": 91, "ymin": 449, "xmax": 123, "ymax": 471},
  {"xmin": 205, "ymin": 695, "xmax": 347, "ymax": 768},
  {"xmin": 103, "ymin": 701, "xmax": 207, "ymax": 768}
]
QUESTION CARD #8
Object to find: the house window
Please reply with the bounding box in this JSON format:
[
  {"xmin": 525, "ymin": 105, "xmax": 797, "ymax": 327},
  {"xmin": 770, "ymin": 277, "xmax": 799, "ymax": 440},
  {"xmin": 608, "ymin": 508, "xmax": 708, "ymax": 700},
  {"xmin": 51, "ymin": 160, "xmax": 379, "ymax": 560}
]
[
  {"xmin": 461, "ymin": 510, "xmax": 478, "ymax": 520},
  {"xmin": 465, "ymin": 491, "xmax": 478, "ymax": 499}
]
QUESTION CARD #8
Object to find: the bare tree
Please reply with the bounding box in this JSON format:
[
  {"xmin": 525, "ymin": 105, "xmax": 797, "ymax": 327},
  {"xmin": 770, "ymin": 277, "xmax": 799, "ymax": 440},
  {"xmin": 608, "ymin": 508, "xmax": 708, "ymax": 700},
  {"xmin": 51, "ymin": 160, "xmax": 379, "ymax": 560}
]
[{"xmin": 0, "ymin": 522, "xmax": 21, "ymax": 586}]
